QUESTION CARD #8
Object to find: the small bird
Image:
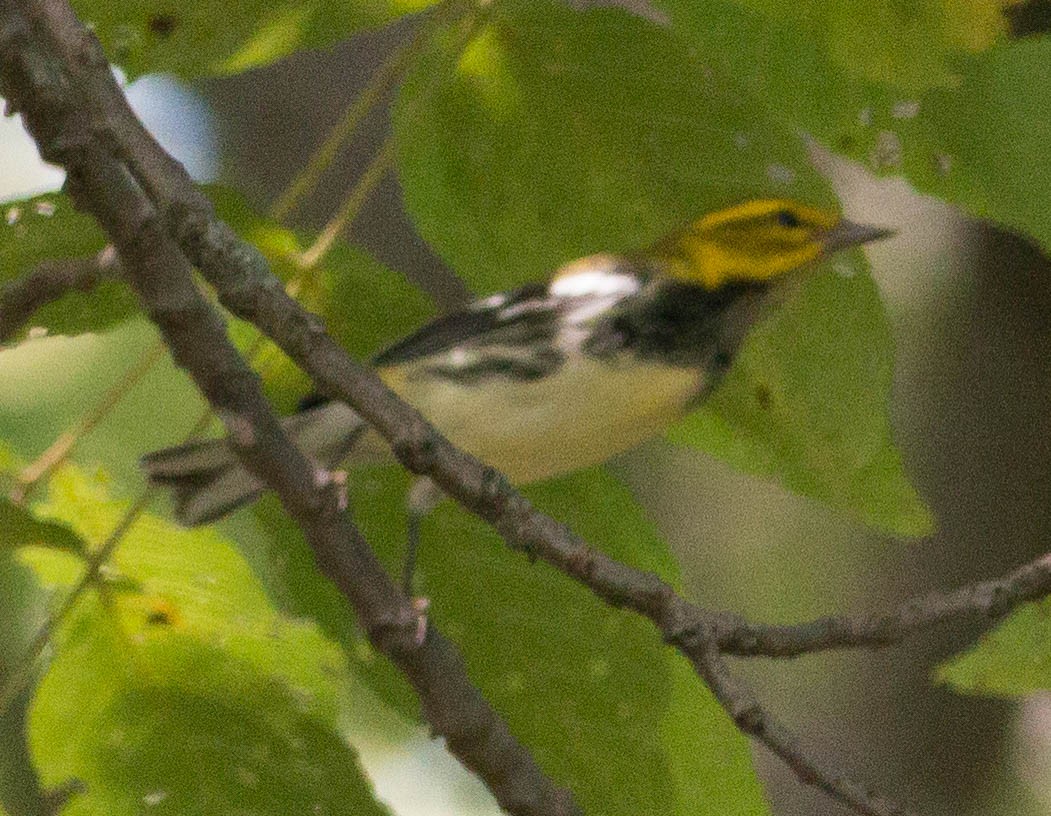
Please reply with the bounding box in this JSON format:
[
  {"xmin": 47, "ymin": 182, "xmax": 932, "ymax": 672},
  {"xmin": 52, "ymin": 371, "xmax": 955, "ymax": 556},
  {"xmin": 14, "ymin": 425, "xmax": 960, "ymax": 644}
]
[{"xmin": 143, "ymin": 198, "xmax": 891, "ymax": 528}]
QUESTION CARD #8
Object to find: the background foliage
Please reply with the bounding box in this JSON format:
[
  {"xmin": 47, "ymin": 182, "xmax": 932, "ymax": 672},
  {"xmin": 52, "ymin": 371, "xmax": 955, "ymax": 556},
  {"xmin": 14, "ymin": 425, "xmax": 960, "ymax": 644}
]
[{"xmin": 1, "ymin": 0, "xmax": 1049, "ymax": 814}]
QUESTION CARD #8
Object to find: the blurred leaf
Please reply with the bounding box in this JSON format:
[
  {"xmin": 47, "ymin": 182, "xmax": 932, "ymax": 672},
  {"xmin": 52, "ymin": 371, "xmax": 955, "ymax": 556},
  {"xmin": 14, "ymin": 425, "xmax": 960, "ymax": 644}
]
[
  {"xmin": 657, "ymin": 0, "xmax": 893, "ymax": 150},
  {"xmin": 71, "ymin": 0, "xmax": 442, "ymax": 79},
  {"xmin": 0, "ymin": 444, "xmax": 17, "ymax": 476},
  {"xmin": 35, "ymin": 467, "xmax": 350, "ymax": 720},
  {"xmin": 662, "ymin": 656, "xmax": 767, "ymax": 812},
  {"xmin": 894, "ymin": 37, "xmax": 1051, "ymax": 255},
  {"xmin": 210, "ymin": 187, "xmax": 434, "ymax": 412},
  {"xmin": 670, "ymin": 262, "xmax": 932, "ymax": 536},
  {"xmin": 712, "ymin": 0, "xmax": 1008, "ymax": 92},
  {"xmin": 0, "ymin": 194, "xmax": 137, "ymax": 342},
  {"xmin": 394, "ymin": 0, "xmax": 834, "ymax": 292},
  {"xmin": 0, "ymin": 499, "xmax": 85, "ymax": 555},
  {"xmin": 0, "ymin": 186, "xmax": 433, "ymax": 359},
  {"xmin": 939, "ymin": 600, "xmax": 1051, "ymax": 695},
  {"xmin": 0, "ymin": 446, "xmax": 58, "ymax": 816},
  {"xmin": 350, "ymin": 465, "xmax": 770, "ymax": 816},
  {"xmin": 16, "ymin": 545, "xmax": 88, "ymax": 590},
  {"xmin": 23, "ymin": 466, "xmax": 389, "ymax": 816}
]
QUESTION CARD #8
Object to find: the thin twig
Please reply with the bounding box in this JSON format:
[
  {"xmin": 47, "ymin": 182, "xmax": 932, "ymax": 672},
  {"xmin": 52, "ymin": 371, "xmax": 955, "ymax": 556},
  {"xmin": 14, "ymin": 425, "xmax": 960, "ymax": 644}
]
[
  {"xmin": 713, "ymin": 552, "xmax": 1051, "ymax": 657},
  {"xmin": 0, "ymin": 489, "xmax": 154, "ymax": 719},
  {"xmin": 0, "ymin": 406, "xmax": 215, "ymax": 720},
  {"xmin": 14, "ymin": 338, "xmax": 167, "ymax": 499},
  {"xmin": 696, "ymin": 646, "xmax": 913, "ymax": 816},
  {"xmin": 0, "ymin": 247, "xmax": 118, "ymax": 342},
  {"xmin": 295, "ymin": 137, "xmax": 397, "ymax": 268},
  {"xmin": 268, "ymin": 0, "xmax": 465, "ymax": 222},
  {"xmin": 0, "ymin": 243, "xmax": 165, "ymax": 503},
  {"xmin": 294, "ymin": 0, "xmax": 490, "ymax": 269}
]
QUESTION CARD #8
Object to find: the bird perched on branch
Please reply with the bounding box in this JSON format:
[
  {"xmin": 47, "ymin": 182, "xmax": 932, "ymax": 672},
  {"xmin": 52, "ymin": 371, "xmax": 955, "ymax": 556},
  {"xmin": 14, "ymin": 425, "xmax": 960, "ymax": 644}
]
[{"xmin": 143, "ymin": 198, "xmax": 891, "ymax": 530}]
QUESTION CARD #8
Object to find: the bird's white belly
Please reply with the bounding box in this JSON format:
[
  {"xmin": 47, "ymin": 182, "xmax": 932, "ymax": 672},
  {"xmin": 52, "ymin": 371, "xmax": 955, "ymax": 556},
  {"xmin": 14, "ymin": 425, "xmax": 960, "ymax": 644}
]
[{"xmin": 381, "ymin": 357, "xmax": 704, "ymax": 483}]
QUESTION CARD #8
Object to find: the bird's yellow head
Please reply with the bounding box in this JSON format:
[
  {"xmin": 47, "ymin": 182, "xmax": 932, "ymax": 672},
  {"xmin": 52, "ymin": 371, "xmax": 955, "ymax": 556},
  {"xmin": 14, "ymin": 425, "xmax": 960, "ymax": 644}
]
[{"xmin": 653, "ymin": 198, "xmax": 892, "ymax": 289}]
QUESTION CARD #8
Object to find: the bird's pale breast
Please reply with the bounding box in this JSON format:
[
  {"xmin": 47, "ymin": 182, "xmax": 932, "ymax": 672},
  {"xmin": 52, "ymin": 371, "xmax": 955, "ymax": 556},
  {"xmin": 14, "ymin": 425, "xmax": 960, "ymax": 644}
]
[{"xmin": 380, "ymin": 355, "xmax": 704, "ymax": 483}]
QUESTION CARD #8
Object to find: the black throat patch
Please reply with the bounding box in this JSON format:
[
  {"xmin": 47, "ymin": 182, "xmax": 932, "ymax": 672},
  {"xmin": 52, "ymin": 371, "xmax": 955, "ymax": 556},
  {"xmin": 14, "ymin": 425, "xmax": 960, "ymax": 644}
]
[{"xmin": 583, "ymin": 279, "xmax": 772, "ymax": 369}]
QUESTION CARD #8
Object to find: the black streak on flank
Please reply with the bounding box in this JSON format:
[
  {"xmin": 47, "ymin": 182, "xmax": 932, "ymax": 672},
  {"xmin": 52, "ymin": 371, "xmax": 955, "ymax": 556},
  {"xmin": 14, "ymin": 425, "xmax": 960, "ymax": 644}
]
[
  {"xmin": 425, "ymin": 348, "xmax": 566, "ymax": 385},
  {"xmin": 373, "ymin": 282, "xmax": 552, "ymax": 367}
]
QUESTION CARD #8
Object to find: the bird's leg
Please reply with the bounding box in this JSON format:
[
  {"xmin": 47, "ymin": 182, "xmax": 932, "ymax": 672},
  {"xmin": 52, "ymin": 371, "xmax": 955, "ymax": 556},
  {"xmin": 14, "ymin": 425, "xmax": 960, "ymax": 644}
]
[{"xmin": 402, "ymin": 476, "xmax": 443, "ymax": 596}]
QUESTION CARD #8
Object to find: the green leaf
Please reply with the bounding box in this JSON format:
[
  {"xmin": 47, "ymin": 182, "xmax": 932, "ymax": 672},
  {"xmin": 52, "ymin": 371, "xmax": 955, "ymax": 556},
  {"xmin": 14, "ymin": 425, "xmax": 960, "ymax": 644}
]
[
  {"xmin": 24, "ymin": 466, "xmax": 390, "ymax": 816},
  {"xmin": 31, "ymin": 603, "xmax": 391, "ymax": 816},
  {"xmin": 71, "ymin": 0, "xmax": 441, "ymax": 79},
  {"xmin": 657, "ymin": 0, "xmax": 894, "ymax": 151},
  {"xmin": 0, "ymin": 194, "xmax": 138, "ymax": 342},
  {"xmin": 709, "ymin": 0, "xmax": 1008, "ymax": 93},
  {"xmin": 0, "ymin": 441, "xmax": 79, "ymax": 816},
  {"xmin": 939, "ymin": 600, "xmax": 1051, "ymax": 696},
  {"xmin": 394, "ymin": 0, "xmax": 835, "ymax": 292},
  {"xmin": 0, "ymin": 187, "xmax": 433, "ymax": 357},
  {"xmin": 663, "ymin": 657, "xmax": 768, "ymax": 813},
  {"xmin": 0, "ymin": 551, "xmax": 51, "ymax": 816},
  {"xmin": 670, "ymin": 261, "xmax": 933, "ymax": 536},
  {"xmin": 249, "ymin": 494, "xmax": 422, "ymax": 719},
  {"xmin": 350, "ymin": 465, "xmax": 770, "ymax": 816},
  {"xmin": 894, "ymin": 37, "xmax": 1051, "ymax": 255}
]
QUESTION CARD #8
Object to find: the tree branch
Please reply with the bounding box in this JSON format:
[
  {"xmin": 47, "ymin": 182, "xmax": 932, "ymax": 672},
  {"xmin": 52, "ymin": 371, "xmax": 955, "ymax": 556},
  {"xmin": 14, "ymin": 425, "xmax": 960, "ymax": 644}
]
[
  {"xmin": 696, "ymin": 646, "xmax": 914, "ymax": 816},
  {"xmin": 0, "ymin": 248, "xmax": 117, "ymax": 342},
  {"xmin": 714, "ymin": 552, "xmax": 1051, "ymax": 657},
  {"xmin": 0, "ymin": 5, "xmax": 578, "ymax": 815}
]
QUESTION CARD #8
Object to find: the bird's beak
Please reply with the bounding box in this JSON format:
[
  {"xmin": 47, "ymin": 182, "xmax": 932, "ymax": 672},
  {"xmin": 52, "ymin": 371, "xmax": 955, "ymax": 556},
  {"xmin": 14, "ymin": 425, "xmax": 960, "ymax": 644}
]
[{"xmin": 822, "ymin": 219, "xmax": 895, "ymax": 254}]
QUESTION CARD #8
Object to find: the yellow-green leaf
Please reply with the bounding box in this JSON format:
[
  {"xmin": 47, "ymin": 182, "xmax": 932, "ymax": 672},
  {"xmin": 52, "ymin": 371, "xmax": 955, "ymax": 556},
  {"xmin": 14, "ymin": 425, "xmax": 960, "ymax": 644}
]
[
  {"xmin": 939, "ymin": 600, "xmax": 1051, "ymax": 696},
  {"xmin": 24, "ymin": 466, "xmax": 390, "ymax": 816}
]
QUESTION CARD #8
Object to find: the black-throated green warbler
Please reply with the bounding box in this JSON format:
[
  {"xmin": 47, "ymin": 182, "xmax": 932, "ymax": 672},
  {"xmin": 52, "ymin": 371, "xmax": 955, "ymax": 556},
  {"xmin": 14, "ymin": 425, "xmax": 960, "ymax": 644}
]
[{"xmin": 144, "ymin": 198, "xmax": 891, "ymax": 525}]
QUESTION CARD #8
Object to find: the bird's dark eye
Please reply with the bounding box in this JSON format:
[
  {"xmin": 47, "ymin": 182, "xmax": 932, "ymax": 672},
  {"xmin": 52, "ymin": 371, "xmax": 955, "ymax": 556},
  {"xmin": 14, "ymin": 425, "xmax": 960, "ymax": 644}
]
[{"xmin": 776, "ymin": 209, "xmax": 801, "ymax": 229}]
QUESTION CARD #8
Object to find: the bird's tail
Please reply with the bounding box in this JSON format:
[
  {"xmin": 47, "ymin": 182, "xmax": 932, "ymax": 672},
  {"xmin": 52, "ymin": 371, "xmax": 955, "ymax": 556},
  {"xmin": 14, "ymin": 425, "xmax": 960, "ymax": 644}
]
[{"xmin": 142, "ymin": 401, "xmax": 367, "ymax": 526}]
